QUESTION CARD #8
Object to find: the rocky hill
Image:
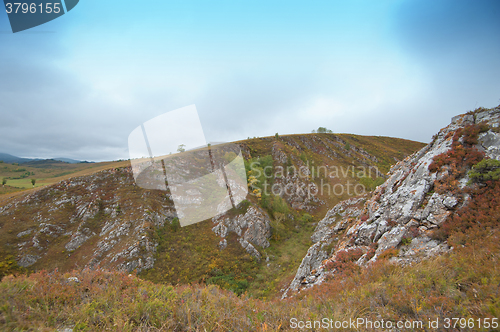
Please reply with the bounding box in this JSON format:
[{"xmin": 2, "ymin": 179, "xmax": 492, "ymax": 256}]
[
  {"xmin": 0, "ymin": 133, "xmax": 422, "ymax": 295},
  {"xmin": 1, "ymin": 109, "xmax": 500, "ymax": 331},
  {"xmin": 283, "ymin": 105, "xmax": 500, "ymax": 298}
]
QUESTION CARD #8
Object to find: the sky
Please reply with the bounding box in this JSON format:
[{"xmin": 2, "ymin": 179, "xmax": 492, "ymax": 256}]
[{"xmin": 0, "ymin": 0, "xmax": 499, "ymax": 161}]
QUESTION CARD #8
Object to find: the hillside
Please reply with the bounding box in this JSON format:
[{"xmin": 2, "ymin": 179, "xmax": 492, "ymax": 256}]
[
  {"xmin": 0, "ymin": 133, "xmax": 423, "ymax": 299},
  {"xmin": 0, "ymin": 159, "xmax": 130, "ymax": 201},
  {"xmin": 283, "ymin": 105, "xmax": 500, "ymax": 298},
  {"xmin": 0, "ymin": 106, "xmax": 499, "ymax": 331},
  {"xmin": 1, "ymin": 106, "xmax": 500, "ymax": 331}
]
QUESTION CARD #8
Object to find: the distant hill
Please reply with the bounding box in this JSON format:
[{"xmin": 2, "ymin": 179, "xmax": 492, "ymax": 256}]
[
  {"xmin": 0, "ymin": 152, "xmax": 35, "ymax": 164},
  {"xmin": 53, "ymin": 157, "xmax": 83, "ymax": 164},
  {"xmin": 0, "ymin": 153, "xmax": 84, "ymax": 164}
]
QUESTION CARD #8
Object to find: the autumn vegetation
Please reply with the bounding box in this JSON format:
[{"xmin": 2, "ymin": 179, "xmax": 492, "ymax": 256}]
[{"xmin": 2, "ymin": 130, "xmax": 499, "ymax": 330}]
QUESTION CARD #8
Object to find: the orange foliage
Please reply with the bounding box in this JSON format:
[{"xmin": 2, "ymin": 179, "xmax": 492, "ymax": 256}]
[{"xmin": 428, "ymin": 123, "xmax": 488, "ymax": 194}]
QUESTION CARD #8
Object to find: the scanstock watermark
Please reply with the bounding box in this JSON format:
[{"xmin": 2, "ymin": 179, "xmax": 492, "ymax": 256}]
[
  {"xmin": 3, "ymin": 0, "xmax": 79, "ymax": 33},
  {"xmin": 290, "ymin": 317, "xmax": 424, "ymax": 330},
  {"xmin": 128, "ymin": 105, "xmax": 248, "ymax": 228}
]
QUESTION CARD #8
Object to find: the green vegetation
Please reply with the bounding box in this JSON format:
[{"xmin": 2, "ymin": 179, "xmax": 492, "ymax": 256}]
[
  {"xmin": 468, "ymin": 158, "xmax": 500, "ymax": 184},
  {"xmin": 312, "ymin": 127, "xmax": 333, "ymax": 133},
  {"xmin": 0, "ymin": 159, "xmax": 130, "ymax": 197},
  {"xmin": 3, "ymin": 128, "xmax": 497, "ymax": 331},
  {"xmin": 139, "ymin": 218, "xmax": 259, "ymax": 289},
  {"xmin": 1, "ymin": 200, "xmax": 498, "ymax": 331},
  {"xmin": 357, "ymin": 175, "xmax": 385, "ymax": 191},
  {"xmin": 0, "ymin": 132, "xmax": 427, "ymax": 325}
]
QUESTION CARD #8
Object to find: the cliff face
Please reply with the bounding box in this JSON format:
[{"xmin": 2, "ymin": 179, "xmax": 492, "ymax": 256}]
[{"xmin": 283, "ymin": 106, "xmax": 500, "ymax": 298}]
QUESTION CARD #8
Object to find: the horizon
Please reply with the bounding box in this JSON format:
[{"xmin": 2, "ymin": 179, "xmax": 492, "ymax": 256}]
[{"xmin": 2, "ymin": 130, "xmax": 427, "ymax": 162}]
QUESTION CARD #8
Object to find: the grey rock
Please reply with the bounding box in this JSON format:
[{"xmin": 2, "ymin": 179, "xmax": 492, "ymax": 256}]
[
  {"xmin": 443, "ymin": 196, "xmax": 458, "ymax": 209},
  {"xmin": 17, "ymin": 229, "xmax": 33, "ymax": 237},
  {"xmin": 18, "ymin": 254, "xmax": 40, "ymax": 267}
]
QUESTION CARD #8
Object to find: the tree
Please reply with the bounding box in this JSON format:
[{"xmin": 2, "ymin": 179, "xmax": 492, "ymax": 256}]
[
  {"xmin": 2, "ymin": 178, "xmax": 6, "ymax": 186},
  {"xmin": 177, "ymin": 144, "xmax": 186, "ymax": 153},
  {"xmin": 31, "ymin": 179, "xmax": 36, "ymax": 187},
  {"xmin": 314, "ymin": 127, "xmax": 333, "ymax": 134}
]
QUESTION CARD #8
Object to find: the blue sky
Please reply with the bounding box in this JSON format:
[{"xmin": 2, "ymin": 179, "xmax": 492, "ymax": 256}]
[{"xmin": 1, "ymin": 0, "xmax": 499, "ymax": 161}]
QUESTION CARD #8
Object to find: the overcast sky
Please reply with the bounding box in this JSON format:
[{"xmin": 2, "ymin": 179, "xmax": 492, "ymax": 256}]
[{"xmin": 1, "ymin": 0, "xmax": 499, "ymax": 161}]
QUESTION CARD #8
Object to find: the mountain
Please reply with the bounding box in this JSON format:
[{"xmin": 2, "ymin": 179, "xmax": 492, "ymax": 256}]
[
  {"xmin": 0, "ymin": 133, "xmax": 423, "ymax": 293},
  {"xmin": 0, "ymin": 153, "xmax": 83, "ymax": 164},
  {"xmin": 283, "ymin": 105, "xmax": 500, "ymax": 298},
  {"xmin": 52, "ymin": 157, "xmax": 83, "ymax": 164},
  {"xmin": 0, "ymin": 153, "xmax": 34, "ymax": 164}
]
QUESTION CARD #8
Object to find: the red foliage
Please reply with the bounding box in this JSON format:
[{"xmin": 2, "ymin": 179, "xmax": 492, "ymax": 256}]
[
  {"xmin": 431, "ymin": 180, "xmax": 500, "ymax": 243},
  {"xmin": 325, "ymin": 248, "xmax": 364, "ymax": 274},
  {"xmin": 428, "ymin": 123, "xmax": 488, "ymax": 194},
  {"xmin": 387, "ymin": 218, "xmax": 397, "ymax": 227},
  {"xmin": 365, "ymin": 243, "xmax": 378, "ymax": 261}
]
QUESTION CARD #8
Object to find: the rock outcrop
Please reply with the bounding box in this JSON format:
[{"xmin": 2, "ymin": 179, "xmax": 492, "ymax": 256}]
[
  {"xmin": 283, "ymin": 105, "xmax": 500, "ymax": 298},
  {"xmin": 0, "ymin": 166, "xmax": 272, "ymax": 273},
  {"xmin": 211, "ymin": 205, "xmax": 271, "ymax": 260}
]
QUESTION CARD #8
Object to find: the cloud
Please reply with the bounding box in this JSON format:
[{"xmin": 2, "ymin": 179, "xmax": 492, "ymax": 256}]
[{"xmin": 1, "ymin": 0, "xmax": 499, "ymax": 161}]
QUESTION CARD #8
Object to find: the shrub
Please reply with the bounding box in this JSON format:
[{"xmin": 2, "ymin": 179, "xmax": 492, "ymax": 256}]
[
  {"xmin": 428, "ymin": 123, "xmax": 487, "ymax": 193},
  {"xmin": 271, "ymin": 195, "xmax": 289, "ymax": 215},
  {"xmin": 300, "ymin": 213, "xmax": 313, "ymax": 223},
  {"xmin": 387, "ymin": 218, "xmax": 397, "ymax": 227},
  {"xmin": 365, "ymin": 243, "xmax": 378, "ymax": 260},
  {"xmin": 358, "ymin": 176, "xmax": 385, "ymax": 191},
  {"xmin": 468, "ymin": 159, "xmax": 500, "ymax": 184},
  {"xmin": 325, "ymin": 248, "xmax": 364, "ymax": 275},
  {"xmin": 401, "ymin": 237, "xmax": 412, "ymax": 246},
  {"xmin": 170, "ymin": 217, "xmax": 180, "ymax": 232},
  {"xmin": 432, "ymin": 179, "xmax": 500, "ymax": 244},
  {"xmin": 378, "ymin": 247, "xmax": 399, "ymax": 260}
]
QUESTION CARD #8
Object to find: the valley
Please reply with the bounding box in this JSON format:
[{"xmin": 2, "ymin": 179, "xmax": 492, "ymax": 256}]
[{"xmin": 1, "ymin": 106, "xmax": 499, "ymax": 331}]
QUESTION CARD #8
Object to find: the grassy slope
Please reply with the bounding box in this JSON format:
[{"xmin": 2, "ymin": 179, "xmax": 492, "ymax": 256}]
[
  {"xmin": 1, "ymin": 132, "xmax": 498, "ymax": 331},
  {"xmin": 0, "ymin": 211, "xmax": 497, "ymax": 331},
  {"xmin": 0, "ymin": 133, "xmax": 425, "ymax": 301},
  {"xmin": 140, "ymin": 133, "xmax": 424, "ymax": 298},
  {"xmin": 0, "ymin": 160, "xmax": 130, "ymax": 204}
]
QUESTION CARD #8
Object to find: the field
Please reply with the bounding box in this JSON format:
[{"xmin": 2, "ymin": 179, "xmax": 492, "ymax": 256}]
[{"xmin": 0, "ymin": 159, "xmax": 130, "ymax": 204}]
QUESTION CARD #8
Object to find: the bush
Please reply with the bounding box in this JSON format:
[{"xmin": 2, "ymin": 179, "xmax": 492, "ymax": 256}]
[
  {"xmin": 468, "ymin": 159, "xmax": 500, "ymax": 184},
  {"xmin": 316, "ymin": 127, "xmax": 333, "ymax": 134},
  {"xmin": 431, "ymin": 179, "xmax": 500, "ymax": 244},
  {"xmin": 300, "ymin": 213, "xmax": 313, "ymax": 223},
  {"xmin": 358, "ymin": 176, "xmax": 385, "ymax": 191},
  {"xmin": 428, "ymin": 123, "xmax": 487, "ymax": 194},
  {"xmin": 271, "ymin": 195, "xmax": 289, "ymax": 215},
  {"xmin": 378, "ymin": 247, "xmax": 399, "ymax": 260}
]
